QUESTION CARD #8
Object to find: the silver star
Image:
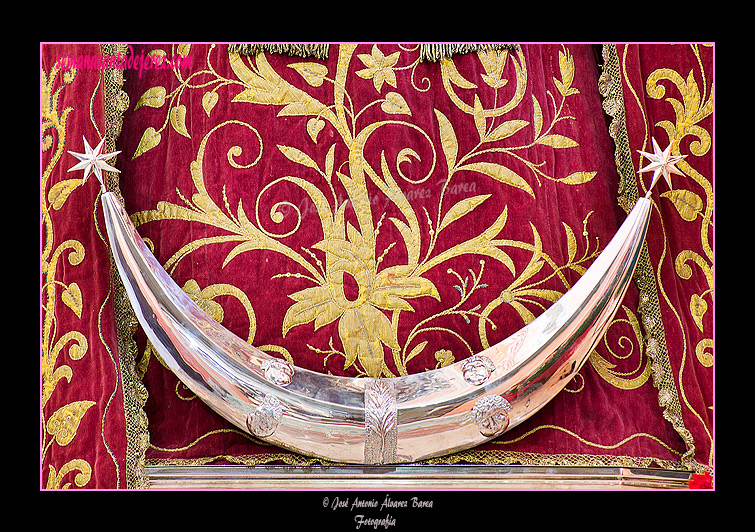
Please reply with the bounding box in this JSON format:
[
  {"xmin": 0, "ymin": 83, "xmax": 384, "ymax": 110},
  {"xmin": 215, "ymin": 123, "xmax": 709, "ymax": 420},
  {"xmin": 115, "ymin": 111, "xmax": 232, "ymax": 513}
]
[
  {"xmin": 637, "ymin": 137, "xmax": 686, "ymax": 192},
  {"xmin": 67, "ymin": 136, "xmax": 121, "ymax": 188}
]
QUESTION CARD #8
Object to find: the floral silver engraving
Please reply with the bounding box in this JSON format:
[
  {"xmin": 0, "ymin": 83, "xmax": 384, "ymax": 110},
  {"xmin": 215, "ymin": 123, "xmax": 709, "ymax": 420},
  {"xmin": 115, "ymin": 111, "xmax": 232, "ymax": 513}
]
[
  {"xmin": 247, "ymin": 395, "xmax": 283, "ymax": 438},
  {"xmin": 364, "ymin": 379, "xmax": 398, "ymax": 464},
  {"xmin": 470, "ymin": 394, "xmax": 512, "ymax": 437},
  {"xmin": 261, "ymin": 358, "xmax": 294, "ymax": 386},
  {"xmin": 461, "ymin": 355, "xmax": 496, "ymax": 385}
]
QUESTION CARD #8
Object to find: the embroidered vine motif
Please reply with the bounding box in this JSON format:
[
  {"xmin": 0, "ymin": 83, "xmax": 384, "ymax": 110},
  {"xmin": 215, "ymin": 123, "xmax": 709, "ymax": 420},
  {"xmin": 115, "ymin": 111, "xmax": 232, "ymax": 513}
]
[
  {"xmin": 642, "ymin": 45, "xmax": 714, "ymax": 467},
  {"xmin": 130, "ymin": 44, "xmax": 602, "ymax": 378},
  {"xmin": 644, "ymin": 51, "xmax": 713, "ymax": 369},
  {"xmin": 41, "ymin": 61, "xmax": 94, "ymax": 489}
]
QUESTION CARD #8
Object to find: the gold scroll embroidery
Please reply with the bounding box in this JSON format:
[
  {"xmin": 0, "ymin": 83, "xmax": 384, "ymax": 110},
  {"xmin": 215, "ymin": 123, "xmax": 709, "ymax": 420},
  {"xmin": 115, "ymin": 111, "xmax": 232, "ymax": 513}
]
[
  {"xmin": 130, "ymin": 44, "xmax": 600, "ymax": 379},
  {"xmin": 41, "ymin": 60, "xmax": 93, "ymax": 489}
]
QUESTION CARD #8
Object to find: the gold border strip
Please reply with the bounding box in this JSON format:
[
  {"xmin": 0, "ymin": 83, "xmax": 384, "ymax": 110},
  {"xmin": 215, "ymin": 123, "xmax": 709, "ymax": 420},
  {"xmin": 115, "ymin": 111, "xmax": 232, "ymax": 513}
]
[
  {"xmin": 598, "ymin": 44, "xmax": 707, "ymax": 474},
  {"xmin": 101, "ymin": 43, "xmax": 152, "ymax": 489}
]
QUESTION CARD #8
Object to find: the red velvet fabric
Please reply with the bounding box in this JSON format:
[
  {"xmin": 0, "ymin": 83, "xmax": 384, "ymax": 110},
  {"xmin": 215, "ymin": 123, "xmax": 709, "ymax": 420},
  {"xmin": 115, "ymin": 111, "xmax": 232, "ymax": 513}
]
[
  {"xmin": 40, "ymin": 43, "xmax": 714, "ymax": 488},
  {"xmin": 616, "ymin": 43, "xmax": 714, "ymax": 470},
  {"xmin": 116, "ymin": 43, "xmax": 704, "ymax": 469},
  {"xmin": 41, "ymin": 43, "xmax": 128, "ymax": 488}
]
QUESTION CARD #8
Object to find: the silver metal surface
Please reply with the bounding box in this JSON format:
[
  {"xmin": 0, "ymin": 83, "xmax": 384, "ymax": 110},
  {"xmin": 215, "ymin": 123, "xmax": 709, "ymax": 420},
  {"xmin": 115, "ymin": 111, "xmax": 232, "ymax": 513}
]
[
  {"xmin": 102, "ymin": 190, "xmax": 652, "ymax": 464},
  {"xmin": 145, "ymin": 464, "xmax": 694, "ymax": 490},
  {"xmin": 470, "ymin": 395, "xmax": 513, "ymax": 437}
]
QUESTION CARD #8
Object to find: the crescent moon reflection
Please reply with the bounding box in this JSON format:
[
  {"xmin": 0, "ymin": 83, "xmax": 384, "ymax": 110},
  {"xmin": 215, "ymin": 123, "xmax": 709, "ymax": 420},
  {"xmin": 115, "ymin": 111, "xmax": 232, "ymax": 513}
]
[{"xmin": 102, "ymin": 190, "xmax": 652, "ymax": 464}]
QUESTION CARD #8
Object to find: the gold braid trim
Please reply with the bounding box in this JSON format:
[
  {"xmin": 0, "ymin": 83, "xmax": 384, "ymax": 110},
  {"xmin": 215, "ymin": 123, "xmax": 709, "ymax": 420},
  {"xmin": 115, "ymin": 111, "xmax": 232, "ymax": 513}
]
[
  {"xmin": 423, "ymin": 449, "xmax": 688, "ymax": 471},
  {"xmin": 101, "ymin": 44, "xmax": 152, "ymax": 489},
  {"xmin": 598, "ymin": 44, "xmax": 707, "ymax": 474},
  {"xmin": 228, "ymin": 43, "xmax": 519, "ymax": 62},
  {"xmin": 147, "ymin": 453, "xmax": 325, "ymax": 467}
]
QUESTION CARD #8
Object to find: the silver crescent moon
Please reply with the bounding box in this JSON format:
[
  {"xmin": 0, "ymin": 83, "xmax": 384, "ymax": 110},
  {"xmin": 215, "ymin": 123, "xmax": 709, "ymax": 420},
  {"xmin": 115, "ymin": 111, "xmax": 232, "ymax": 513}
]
[{"xmin": 101, "ymin": 189, "xmax": 652, "ymax": 464}]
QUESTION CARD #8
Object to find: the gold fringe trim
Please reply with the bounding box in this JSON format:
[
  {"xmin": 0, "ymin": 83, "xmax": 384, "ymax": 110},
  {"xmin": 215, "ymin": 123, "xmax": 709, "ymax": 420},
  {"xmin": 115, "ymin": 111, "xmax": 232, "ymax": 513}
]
[
  {"xmin": 419, "ymin": 43, "xmax": 519, "ymax": 62},
  {"xmin": 229, "ymin": 43, "xmax": 330, "ymax": 60},
  {"xmin": 228, "ymin": 43, "xmax": 519, "ymax": 62},
  {"xmin": 598, "ymin": 44, "xmax": 708, "ymax": 475}
]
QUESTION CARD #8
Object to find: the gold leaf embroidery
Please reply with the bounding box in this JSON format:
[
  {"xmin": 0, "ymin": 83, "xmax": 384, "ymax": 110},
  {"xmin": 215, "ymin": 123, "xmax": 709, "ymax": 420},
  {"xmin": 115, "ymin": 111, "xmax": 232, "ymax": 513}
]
[
  {"xmin": 478, "ymin": 48, "xmax": 509, "ymax": 89},
  {"xmin": 288, "ymin": 61, "xmax": 328, "ymax": 87},
  {"xmin": 536, "ymin": 133, "xmax": 578, "ymax": 148},
  {"xmin": 662, "ymin": 188, "xmax": 704, "ymax": 222},
  {"xmin": 487, "ymin": 119, "xmax": 529, "ymax": 142},
  {"xmin": 307, "ymin": 117, "xmax": 325, "ymax": 142},
  {"xmin": 202, "ymin": 90, "xmax": 219, "ymax": 116},
  {"xmin": 46, "ymin": 401, "xmax": 96, "ymax": 446},
  {"xmin": 434, "ymin": 108, "xmax": 459, "ymax": 173},
  {"xmin": 283, "ymin": 286, "xmax": 340, "ymax": 335},
  {"xmin": 61, "ymin": 283, "xmax": 82, "ymax": 318},
  {"xmin": 339, "ymin": 305, "xmax": 398, "ymax": 376},
  {"xmin": 406, "ymin": 341, "xmax": 428, "ymax": 365},
  {"xmin": 457, "ymin": 161, "xmax": 534, "ymax": 198},
  {"xmin": 278, "ymin": 144, "xmax": 320, "ymax": 172},
  {"xmin": 563, "ymin": 222, "xmax": 577, "ymax": 264},
  {"xmin": 473, "ymin": 94, "xmax": 486, "ymax": 140},
  {"xmin": 48, "ymin": 178, "xmax": 83, "ymax": 210},
  {"xmin": 557, "ymin": 171, "xmax": 597, "ymax": 185},
  {"xmin": 440, "ymin": 58, "xmax": 477, "ymax": 93},
  {"xmin": 438, "ymin": 194, "xmax": 491, "ymax": 233},
  {"xmin": 135, "ymin": 86, "xmax": 167, "ymax": 109},
  {"xmin": 147, "ymin": 49, "xmax": 167, "ymax": 66},
  {"xmin": 555, "ymin": 47, "xmax": 579, "ymax": 97},
  {"xmin": 690, "ymin": 294, "xmax": 708, "ymax": 332},
  {"xmin": 133, "ymin": 126, "xmax": 161, "ymax": 159},
  {"xmin": 434, "ymin": 348, "xmax": 455, "ymax": 368},
  {"xmin": 695, "ymin": 338, "xmax": 713, "ymax": 367},
  {"xmin": 532, "ymin": 94, "xmax": 543, "ymax": 139},
  {"xmin": 381, "ymin": 92, "xmax": 411, "ymax": 115},
  {"xmin": 230, "ymin": 52, "xmax": 328, "ymax": 119},
  {"xmin": 170, "ymin": 104, "xmax": 190, "ymax": 138},
  {"xmin": 46, "ymin": 459, "xmax": 92, "ymax": 489},
  {"xmin": 130, "ymin": 45, "xmax": 605, "ymax": 378}
]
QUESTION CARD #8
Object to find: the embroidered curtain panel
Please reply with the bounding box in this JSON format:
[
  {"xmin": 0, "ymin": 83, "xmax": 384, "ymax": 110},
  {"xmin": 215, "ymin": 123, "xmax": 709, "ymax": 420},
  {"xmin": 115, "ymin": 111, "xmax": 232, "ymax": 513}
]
[{"xmin": 40, "ymin": 43, "xmax": 713, "ymax": 489}]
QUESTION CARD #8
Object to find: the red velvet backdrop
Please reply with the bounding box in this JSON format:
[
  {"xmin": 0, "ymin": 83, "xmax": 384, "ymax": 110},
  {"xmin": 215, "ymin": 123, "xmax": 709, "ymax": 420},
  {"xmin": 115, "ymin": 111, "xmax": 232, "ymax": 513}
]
[
  {"xmin": 41, "ymin": 44, "xmax": 129, "ymax": 489},
  {"xmin": 615, "ymin": 43, "xmax": 714, "ymax": 470},
  {"xmin": 40, "ymin": 43, "xmax": 714, "ymax": 488}
]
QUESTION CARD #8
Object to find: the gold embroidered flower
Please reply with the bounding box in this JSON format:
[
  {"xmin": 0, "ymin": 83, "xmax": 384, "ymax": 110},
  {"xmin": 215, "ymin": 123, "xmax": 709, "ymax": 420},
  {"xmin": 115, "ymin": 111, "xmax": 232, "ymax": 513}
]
[
  {"xmin": 434, "ymin": 349, "xmax": 455, "ymax": 368},
  {"xmin": 478, "ymin": 49, "xmax": 509, "ymax": 89},
  {"xmin": 356, "ymin": 45, "xmax": 401, "ymax": 92},
  {"xmin": 282, "ymin": 228, "xmax": 439, "ymax": 377}
]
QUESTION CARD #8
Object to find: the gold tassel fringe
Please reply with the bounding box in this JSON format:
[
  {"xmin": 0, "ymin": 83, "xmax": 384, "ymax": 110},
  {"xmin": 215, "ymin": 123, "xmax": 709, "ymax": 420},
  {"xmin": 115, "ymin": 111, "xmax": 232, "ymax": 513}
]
[{"xmin": 228, "ymin": 43, "xmax": 519, "ymax": 62}]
